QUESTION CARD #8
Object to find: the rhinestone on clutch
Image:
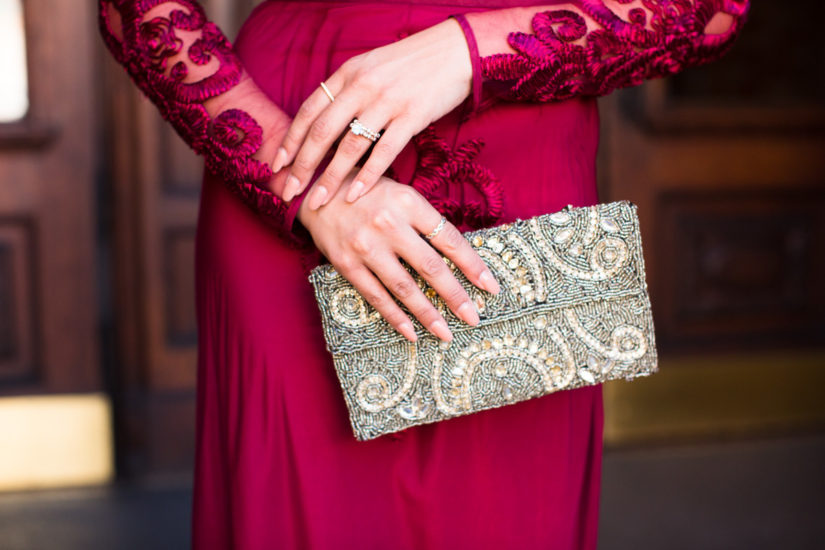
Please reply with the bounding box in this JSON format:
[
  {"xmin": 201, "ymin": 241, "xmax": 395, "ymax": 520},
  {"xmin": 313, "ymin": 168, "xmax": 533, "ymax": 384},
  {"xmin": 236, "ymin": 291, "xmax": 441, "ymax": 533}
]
[{"xmin": 309, "ymin": 201, "xmax": 658, "ymax": 441}]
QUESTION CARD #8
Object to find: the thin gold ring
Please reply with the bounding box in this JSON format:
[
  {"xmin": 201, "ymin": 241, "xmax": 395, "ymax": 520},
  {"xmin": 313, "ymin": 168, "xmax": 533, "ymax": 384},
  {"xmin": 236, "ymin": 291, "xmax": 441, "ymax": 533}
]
[{"xmin": 320, "ymin": 82, "xmax": 335, "ymax": 103}]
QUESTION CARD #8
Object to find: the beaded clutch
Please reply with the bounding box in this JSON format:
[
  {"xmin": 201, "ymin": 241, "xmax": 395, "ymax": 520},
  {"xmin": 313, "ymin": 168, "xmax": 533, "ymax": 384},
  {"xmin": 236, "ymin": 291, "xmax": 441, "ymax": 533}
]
[{"xmin": 309, "ymin": 201, "xmax": 658, "ymax": 441}]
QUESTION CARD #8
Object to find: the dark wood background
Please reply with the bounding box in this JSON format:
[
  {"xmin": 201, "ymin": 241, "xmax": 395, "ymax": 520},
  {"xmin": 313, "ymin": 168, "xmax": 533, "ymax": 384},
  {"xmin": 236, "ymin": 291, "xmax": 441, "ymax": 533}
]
[{"xmin": 0, "ymin": 0, "xmax": 822, "ymax": 479}]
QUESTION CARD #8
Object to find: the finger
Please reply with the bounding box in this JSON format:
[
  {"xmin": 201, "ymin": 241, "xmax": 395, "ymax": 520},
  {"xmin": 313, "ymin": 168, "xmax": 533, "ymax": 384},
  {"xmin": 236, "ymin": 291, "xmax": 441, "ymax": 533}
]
[
  {"xmin": 346, "ymin": 119, "xmax": 415, "ymax": 203},
  {"xmin": 345, "ymin": 266, "xmax": 418, "ymax": 342},
  {"xmin": 366, "ymin": 253, "xmax": 453, "ymax": 342},
  {"xmin": 416, "ymin": 213, "xmax": 501, "ymax": 295},
  {"xmin": 279, "ymin": 75, "xmax": 346, "ymax": 201},
  {"xmin": 396, "ymin": 225, "xmax": 480, "ymax": 327},
  {"xmin": 308, "ymin": 111, "xmax": 390, "ymax": 210},
  {"xmin": 286, "ymin": 90, "xmax": 363, "ymax": 202}
]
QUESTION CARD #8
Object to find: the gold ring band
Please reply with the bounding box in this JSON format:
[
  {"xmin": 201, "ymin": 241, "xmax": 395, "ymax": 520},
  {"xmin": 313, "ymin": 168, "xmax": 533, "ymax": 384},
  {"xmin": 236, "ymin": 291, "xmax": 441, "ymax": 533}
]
[
  {"xmin": 320, "ymin": 82, "xmax": 335, "ymax": 103},
  {"xmin": 425, "ymin": 217, "xmax": 448, "ymax": 241}
]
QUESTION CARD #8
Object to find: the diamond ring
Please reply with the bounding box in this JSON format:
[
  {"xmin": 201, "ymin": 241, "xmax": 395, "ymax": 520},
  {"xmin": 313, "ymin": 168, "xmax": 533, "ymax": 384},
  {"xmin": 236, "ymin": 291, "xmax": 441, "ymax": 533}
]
[{"xmin": 349, "ymin": 118, "xmax": 381, "ymax": 142}]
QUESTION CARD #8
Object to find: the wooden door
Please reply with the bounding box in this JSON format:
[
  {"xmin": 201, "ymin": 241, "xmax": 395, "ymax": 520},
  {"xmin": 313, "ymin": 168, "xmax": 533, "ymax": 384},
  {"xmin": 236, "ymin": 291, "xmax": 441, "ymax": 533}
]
[
  {"xmin": 598, "ymin": 0, "xmax": 825, "ymax": 445},
  {"xmin": 100, "ymin": 0, "xmax": 261, "ymax": 477},
  {"xmin": 0, "ymin": 0, "xmax": 110, "ymax": 490}
]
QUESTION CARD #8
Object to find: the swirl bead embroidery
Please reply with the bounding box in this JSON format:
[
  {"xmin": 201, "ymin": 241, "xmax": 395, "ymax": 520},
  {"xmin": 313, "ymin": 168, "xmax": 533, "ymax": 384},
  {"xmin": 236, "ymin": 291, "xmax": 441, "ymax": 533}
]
[{"xmin": 309, "ymin": 201, "xmax": 658, "ymax": 440}]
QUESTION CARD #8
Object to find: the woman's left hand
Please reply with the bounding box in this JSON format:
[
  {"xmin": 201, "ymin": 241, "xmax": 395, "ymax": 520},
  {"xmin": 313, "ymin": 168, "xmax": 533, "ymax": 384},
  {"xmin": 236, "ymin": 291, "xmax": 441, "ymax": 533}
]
[{"xmin": 273, "ymin": 18, "xmax": 473, "ymax": 209}]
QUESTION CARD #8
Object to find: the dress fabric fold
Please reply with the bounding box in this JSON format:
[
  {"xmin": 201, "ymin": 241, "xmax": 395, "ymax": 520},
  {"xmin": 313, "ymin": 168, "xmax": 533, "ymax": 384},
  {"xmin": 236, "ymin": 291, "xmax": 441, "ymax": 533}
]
[{"xmin": 193, "ymin": 1, "xmax": 604, "ymax": 548}]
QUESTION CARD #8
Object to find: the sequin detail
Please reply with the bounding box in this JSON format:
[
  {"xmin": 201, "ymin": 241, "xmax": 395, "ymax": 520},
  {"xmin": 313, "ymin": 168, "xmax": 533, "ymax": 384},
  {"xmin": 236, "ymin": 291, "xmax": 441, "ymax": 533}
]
[{"xmin": 309, "ymin": 201, "xmax": 658, "ymax": 440}]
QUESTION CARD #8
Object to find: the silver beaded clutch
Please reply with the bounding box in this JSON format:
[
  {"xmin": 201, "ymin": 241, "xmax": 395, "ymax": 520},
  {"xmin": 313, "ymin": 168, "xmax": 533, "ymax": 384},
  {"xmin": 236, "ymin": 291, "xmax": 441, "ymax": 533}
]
[{"xmin": 309, "ymin": 201, "xmax": 658, "ymax": 441}]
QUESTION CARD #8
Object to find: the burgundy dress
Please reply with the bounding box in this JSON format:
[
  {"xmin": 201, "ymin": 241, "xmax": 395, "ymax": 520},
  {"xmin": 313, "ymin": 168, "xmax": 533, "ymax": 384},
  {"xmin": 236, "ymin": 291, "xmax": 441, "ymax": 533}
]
[{"xmin": 99, "ymin": 1, "xmax": 749, "ymax": 548}]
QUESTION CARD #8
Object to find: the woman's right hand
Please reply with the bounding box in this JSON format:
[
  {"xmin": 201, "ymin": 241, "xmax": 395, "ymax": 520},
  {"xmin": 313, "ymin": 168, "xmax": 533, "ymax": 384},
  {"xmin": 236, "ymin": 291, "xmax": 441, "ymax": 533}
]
[{"xmin": 297, "ymin": 175, "xmax": 500, "ymax": 342}]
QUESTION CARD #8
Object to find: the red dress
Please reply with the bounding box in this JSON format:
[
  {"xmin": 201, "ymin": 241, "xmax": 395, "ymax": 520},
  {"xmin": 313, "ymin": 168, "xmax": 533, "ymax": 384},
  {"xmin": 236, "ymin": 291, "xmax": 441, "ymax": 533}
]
[{"xmin": 99, "ymin": 1, "xmax": 749, "ymax": 548}]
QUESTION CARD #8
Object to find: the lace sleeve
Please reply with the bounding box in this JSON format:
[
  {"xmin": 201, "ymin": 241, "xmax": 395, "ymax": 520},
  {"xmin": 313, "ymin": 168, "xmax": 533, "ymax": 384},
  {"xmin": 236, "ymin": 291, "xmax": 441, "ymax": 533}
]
[
  {"xmin": 453, "ymin": 0, "xmax": 751, "ymax": 114},
  {"xmin": 99, "ymin": 0, "xmax": 309, "ymax": 246}
]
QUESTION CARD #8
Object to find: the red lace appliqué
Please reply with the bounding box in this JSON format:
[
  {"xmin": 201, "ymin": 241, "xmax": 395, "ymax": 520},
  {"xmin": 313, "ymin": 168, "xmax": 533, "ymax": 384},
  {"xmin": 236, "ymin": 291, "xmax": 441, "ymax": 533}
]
[
  {"xmin": 411, "ymin": 127, "xmax": 504, "ymax": 230},
  {"xmin": 481, "ymin": 0, "xmax": 750, "ymax": 102},
  {"xmin": 99, "ymin": 1, "xmax": 298, "ymax": 244}
]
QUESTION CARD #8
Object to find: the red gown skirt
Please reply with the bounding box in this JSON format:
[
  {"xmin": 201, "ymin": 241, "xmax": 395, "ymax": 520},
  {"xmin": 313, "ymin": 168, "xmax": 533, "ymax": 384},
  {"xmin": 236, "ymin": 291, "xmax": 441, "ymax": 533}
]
[{"xmin": 192, "ymin": 1, "xmax": 604, "ymax": 548}]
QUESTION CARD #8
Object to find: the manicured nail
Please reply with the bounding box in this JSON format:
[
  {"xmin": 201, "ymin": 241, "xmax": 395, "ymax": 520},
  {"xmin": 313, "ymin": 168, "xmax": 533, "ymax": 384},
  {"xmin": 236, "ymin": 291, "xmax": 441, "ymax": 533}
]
[
  {"xmin": 479, "ymin": 270, "xmax": 501, "ymax": 294},
  {"xmin": 456, "ymin": 301, "xmax": 479, "ymax": 326},
  {"xmin": 283, "ymin": 175, "xmax": 301, "ymax": 202},
  {"xmin": 308, "ymin": 186, "xmax": 328, "ymax": 210},
  {"xmin": 271, "ymin": 147, "xmax": 288, "ymax": 173},
  {"xmin": 398, "ymin": 322, "xmax": 418, "ymax": 342},
  {"xmin": 346, "ymin": 180, "xmax": 365, "ymax": 203},
  {"xmin": 429, "ymin": 319, "xmax": 453, "ymax": 342}
]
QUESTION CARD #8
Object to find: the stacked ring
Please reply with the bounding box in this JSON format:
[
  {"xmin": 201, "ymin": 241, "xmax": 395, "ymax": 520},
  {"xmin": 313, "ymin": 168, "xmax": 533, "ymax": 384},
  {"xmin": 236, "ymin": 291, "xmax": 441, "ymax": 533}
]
[{"xmin": 349, "ymin": 118, "xmax": 381, "ymax": 142}]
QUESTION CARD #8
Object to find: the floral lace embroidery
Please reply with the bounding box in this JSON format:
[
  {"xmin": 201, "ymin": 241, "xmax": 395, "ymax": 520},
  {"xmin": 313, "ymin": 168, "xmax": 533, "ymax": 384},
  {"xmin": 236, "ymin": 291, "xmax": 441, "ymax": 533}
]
[
  {"xmin": 480, "ymin": 0, "xmax": 750, "ymax": 102},
  {"xmin": 99, "ymin": 1, "xmax": 301, "ymax": 244},
  {"xmin": 411, "ymin": 127, "xmax": 504, "ymax": 230}
]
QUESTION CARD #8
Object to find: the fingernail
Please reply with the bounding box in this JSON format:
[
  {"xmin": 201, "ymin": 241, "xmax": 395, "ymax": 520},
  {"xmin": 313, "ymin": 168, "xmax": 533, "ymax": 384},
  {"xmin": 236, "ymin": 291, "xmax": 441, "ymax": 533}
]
[
  {"xmin": 272, "ymin": 147, "xmax": 288, "ymax": 173},
  {"xmin": 479, "ymin": 270, "xmax": 501, "ymax": 294},
  {"xmin": 429, "ymin": 319, "xmax": 453, "ymax": 342},
  {"xmin": 308, "ymin": 186, "xmax": 328, "ymax": 210},
  {"xmin": 456, "ymin": 301, "xmax": 479, "ymax": 326},
  {"xmin": 346, "ymin": 180, "xmax": 365, "ymax": 203},
  {"xmin": 283, "ymin": 175, "xmax": 300, "ymax": 201},
  {"xmin": 398, "ymin": 322, "xmax": 418, "ymax": 342}
]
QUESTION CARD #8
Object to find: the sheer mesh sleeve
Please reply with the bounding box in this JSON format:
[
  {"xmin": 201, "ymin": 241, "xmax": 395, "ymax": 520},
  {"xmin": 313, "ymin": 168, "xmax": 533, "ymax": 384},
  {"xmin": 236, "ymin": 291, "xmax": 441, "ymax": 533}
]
[
  {"xmin": 453, "ymin": 0, "xmax": 750, "ymax": 115},
  {"xmin": 99, "ymin": 0, "xmax": 309, "ymax": 246}
]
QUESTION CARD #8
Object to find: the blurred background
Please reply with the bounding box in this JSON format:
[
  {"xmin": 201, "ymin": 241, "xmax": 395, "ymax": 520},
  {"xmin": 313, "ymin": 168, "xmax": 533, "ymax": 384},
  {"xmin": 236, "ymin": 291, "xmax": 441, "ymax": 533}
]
[{"xmin": 0, "ymin": 0, "xmax": 823, "ymax": 548}]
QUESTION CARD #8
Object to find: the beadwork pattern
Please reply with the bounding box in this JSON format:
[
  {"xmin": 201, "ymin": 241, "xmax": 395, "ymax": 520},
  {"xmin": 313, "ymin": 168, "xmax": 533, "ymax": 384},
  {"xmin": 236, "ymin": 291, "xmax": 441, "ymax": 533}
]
[{"xmin": 309, "ymin": 201, "xmax": 658, "ymax": 440}]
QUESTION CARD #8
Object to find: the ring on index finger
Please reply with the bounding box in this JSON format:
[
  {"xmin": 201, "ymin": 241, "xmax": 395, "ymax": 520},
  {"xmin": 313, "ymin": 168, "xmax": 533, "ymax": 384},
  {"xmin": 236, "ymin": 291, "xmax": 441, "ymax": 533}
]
[
  {"xmin": 319, "ymin": 81, "xmax": 335, "ymax": 103},
  {"xmin": 424, "ymin": 217, "xmax": 448, "ymax": 241}
]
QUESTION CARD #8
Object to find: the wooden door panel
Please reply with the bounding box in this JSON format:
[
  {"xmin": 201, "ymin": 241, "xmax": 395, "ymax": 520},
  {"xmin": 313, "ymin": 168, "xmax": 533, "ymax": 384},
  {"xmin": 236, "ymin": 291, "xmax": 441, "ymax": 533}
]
[{"xmin": 599, "ymin": 0, "xmax": 825, "ymax": 445}]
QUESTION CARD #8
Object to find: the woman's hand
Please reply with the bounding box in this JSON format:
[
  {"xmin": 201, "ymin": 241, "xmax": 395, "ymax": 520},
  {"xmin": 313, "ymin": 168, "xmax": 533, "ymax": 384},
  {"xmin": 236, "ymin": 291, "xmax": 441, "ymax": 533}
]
[
  {"xmin": 298, "ymin": 175, "xmax": 500, "ymax": 342},
  {"xmin": 278, "ymin": 18, "xmax": 473, "ymax": 209}
]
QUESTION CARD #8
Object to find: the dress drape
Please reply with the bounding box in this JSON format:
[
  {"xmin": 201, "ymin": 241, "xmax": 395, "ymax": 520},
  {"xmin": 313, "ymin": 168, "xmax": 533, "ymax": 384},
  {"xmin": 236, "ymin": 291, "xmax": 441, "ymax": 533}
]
[{"xmin": 193, "ymin": 1, "xmax": 604, "ymax": 548}]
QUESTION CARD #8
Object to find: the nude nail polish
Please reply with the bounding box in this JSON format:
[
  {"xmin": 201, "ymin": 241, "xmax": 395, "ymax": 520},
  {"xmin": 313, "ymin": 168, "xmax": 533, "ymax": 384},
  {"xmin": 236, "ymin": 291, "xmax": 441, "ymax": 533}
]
[
  {"xmin": 308, "ymin": 186, "xmax": 328, "ymax": 210},
  {"xmin": 283, "ymin": 175, "xmax": 301, "ymax": 201},
  {"xmin": 479, "ymin": 270, "xmax": 501, "ymax": 294},
  {"xmin": 429, "ymin": 319, "xmax": 453, "ymax": 342},
  {"xmin": 398, "ymin": 322, "xmax": 418, "ymax": 342},
  {"xmin": 272, "ymin": 147, "xmax": 288, "ymax": 173},
  {"xmin": 346, "ymin": 180, "xmax": 365, "ymax": 203},
  {"xmin": 456, "ymin": 301, "xmax": 480, "ymax": 326}
]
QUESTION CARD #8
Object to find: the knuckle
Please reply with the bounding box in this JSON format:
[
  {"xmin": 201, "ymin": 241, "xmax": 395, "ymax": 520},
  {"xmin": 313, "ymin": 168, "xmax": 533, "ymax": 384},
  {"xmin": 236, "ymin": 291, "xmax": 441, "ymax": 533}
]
[
  {"xmin": 440, "ymin": 224, "xmax": 464, "ymax": 251},
  {"xmin": 419, "ymin": 255, "xmax": 446, "ymax": 278},
  {"xmin": 391, "ymin": 278, "xmax": 417, "ymax": 299},
  {"xmin": 293, "ymin": 156, "xmax": 314, "ymax": 174},
  {"xmin": 383, "ymin": 310, "xmax": 407, "ymax": 328},
  {"xmin": 349, "ymin": 234, "xmax": 372, "ymax": 257},
  {"xmin": 338, "ymin": 136, "xmax": 364, "ymax": 157},
  {"xmin": 294, "ymin": 102, "xmax": 314, "ymax": 123},
  {"xmin": 333, "ymin": 254, "xmax": 357, "ymax": 275},
  {"xmin": 372, "ymin": 140, "xmax": 396, "ymax": 160},
  {"xmin": 320, "ymin": 165, "xmax": 342, "ymax": 186},
  {"xmin": 370, "ymin": 209, "xmax": 397, "ymax": 232},
  {"xmin": 309, "ymin": 118, "xmax": 332, "ymax": 142},
  {"xmin": 352, "ymin": 71, "xmax": 380, "ymax": 93},
  {"xmin": 361, "ymin": 290, "xmax": 385, "ymax": 309},
  {"xmin": 395, "ymin": 186, "xmax": 421, "ymax": 210},
  {"xmin": 444, "ymin": 285, "xmax": 467, "ymax": 306}
]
